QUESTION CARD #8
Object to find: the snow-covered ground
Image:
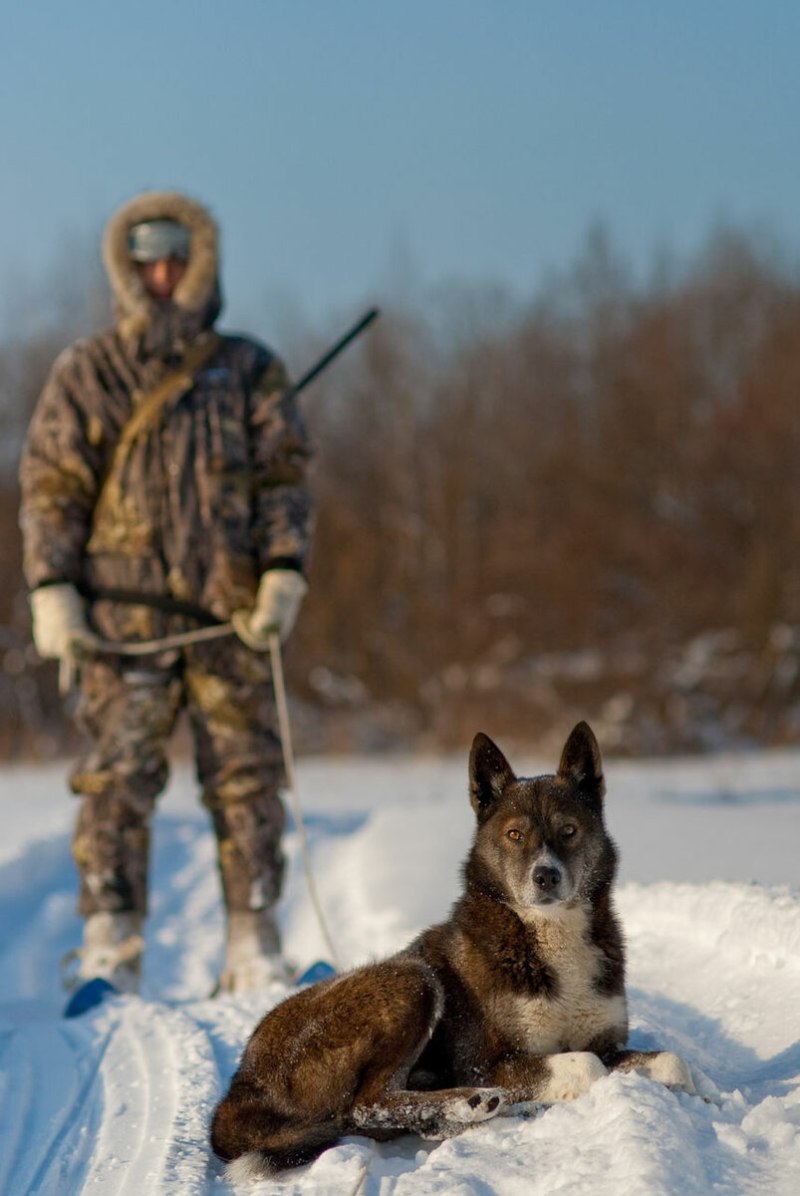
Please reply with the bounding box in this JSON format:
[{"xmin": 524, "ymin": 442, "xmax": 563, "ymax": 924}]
[{"xmin": 1, "ymin": 743, "xmax": 799, "ymax": 1194}]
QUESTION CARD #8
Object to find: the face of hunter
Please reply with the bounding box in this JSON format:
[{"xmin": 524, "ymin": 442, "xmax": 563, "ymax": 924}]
[
  {"xmin": 135, "ymin": 257, "xmax": 187, "ymax": 300},
  {"xmin": 128, "ymin": 219, "xmax": 190, "ymax": 300}
]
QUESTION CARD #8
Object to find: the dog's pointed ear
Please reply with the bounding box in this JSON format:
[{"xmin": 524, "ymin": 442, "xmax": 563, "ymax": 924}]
[
  {"xmin": 469, "ymin": 732, "xmax": 515, "ymax": 818},
  {"xmin": 558, "ymin": 721, "xmax": 605, "ymax": 806}
]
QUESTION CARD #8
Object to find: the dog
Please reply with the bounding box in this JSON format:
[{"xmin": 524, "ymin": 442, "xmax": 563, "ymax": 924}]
[{"xmin": 211, "ymin": 721, "xmax": 694, "ymax": 1177}]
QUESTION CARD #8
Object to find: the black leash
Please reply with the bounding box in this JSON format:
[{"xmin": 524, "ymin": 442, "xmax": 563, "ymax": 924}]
[{"xmin": 83, "ymin": 586, "xmax": 223, "ymax": 625}]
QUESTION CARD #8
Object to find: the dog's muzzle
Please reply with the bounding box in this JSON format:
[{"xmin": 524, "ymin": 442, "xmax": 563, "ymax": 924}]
[
  {"xmin": 529, "ymin": 853, "xmax": 570, "ymax": 906},
  {"xmin": 533, "ymin": 864, "xmax": 561, "ymax": 894}
]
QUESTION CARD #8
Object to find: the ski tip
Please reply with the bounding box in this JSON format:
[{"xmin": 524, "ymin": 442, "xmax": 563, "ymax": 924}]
[
  {"xmin": 63, "ymin": 976, "xmax": 118, "ymax": 1018},
  {"xmin": 295, "ymin": 960, "xmax": 336, "ymax": 987}
]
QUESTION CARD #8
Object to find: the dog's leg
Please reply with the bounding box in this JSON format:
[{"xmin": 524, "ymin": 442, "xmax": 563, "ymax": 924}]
[
  {"xmin": 604, "ymin": 1048, "xmax": 696, "ymax": 1094},
  {"xmin": 486, "ymin": 1050, "xmax": 609, "ymax": 1103},
  {"xmin": 212, "ymin": 956, "xmax": 449, "ymax": 1170},
  {"xmin": 351, "ymin": 1086, "xmax": 506, "ymax": 1139},
  {"xmin": 346, "ymin": 961, "xmax": 505, "ymax": 1138}
]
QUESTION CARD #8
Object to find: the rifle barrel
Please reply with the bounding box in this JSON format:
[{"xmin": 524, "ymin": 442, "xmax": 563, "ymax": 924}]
[{"xmin": 293, "ymin": 307, "xmax": 379, "ymax": 396}]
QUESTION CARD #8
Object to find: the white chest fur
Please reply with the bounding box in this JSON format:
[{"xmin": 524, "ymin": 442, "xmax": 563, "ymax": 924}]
[{"xmin": 489, "ymin": 905, "xmax": 627, "ymax": 1055}]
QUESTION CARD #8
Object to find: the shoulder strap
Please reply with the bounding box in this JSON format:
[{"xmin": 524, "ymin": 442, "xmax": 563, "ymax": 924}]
[
  {"xmin": 120, "ymin": 331, "xmax": 224, "ymax": 448},
  {"xmin": 92, "ymin": 332, "xmax": 224, "ymax": 524}
]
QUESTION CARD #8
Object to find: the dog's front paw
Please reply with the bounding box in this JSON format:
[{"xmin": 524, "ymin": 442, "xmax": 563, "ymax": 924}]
[
  {"xmin": 639, "ymin": 1051, "xmax": 696, "ymax": 1094},
  {"xmin": 538, "ymin": 1052, "xmax": 608, "ymax": 1101}
]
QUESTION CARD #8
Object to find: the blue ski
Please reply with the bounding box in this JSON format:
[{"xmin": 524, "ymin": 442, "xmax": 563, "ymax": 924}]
[{"xmin": 64, "ymin": 960, "xmax": 336, "ymax": 1016}]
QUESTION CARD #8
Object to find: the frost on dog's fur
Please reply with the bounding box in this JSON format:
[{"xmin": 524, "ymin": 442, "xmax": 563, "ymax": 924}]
[
  {"xmin": 352, "ymin": 1087, "xmax": 506, "ymax": 1137},
  {"xmin": 211, "ymin": 722, "xmax": 695, "ymax": 1173}
]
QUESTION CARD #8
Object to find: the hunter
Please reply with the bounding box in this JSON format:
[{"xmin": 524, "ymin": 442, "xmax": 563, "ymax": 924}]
[{"xmin": 19, "ymin": 190, "xmax": 313, "ymax": 994}]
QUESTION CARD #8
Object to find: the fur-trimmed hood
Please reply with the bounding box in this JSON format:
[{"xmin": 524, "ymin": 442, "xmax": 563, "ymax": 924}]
[{"xmin": 102, "ymin": 190, "xmax": 221, "ymax": 338}]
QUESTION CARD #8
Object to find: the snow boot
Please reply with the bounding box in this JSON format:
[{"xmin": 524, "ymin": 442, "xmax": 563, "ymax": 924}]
[
  {"xmin": 68, "ymin": 911, "xmax": 144, "ymax": 995},
  {"xmin": 217, "ymin": 909, "xmax": 291, "ymax": 992}
]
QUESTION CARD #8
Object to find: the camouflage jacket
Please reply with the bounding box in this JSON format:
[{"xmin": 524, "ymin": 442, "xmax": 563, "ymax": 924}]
[{"xmin": 19, "ymin": 191, "xmax": 313, "ymax": 641}]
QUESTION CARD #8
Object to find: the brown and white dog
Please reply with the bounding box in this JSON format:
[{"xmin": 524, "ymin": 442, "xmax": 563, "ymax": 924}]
[{"xmin": 211, "ymin": 722, "xmax": 694, "ymax": 1178}]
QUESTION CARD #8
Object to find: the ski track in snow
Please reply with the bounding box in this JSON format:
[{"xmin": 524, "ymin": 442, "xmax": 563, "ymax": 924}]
[{"xmin": 0, "ymin": 751, "xmax": 799, "ymax": 1194}]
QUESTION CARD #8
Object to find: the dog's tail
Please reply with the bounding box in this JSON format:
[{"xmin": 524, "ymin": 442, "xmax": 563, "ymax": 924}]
[
  {"xmin": 225, "ymin": 1136, "xmax": 335, "ymax": 1179},
  {"xmin": 212, "ymin": 1079, "xmax": 342, "ymax": 1174},
  {"xmin": 226, "ymin": 1151, "xmax": 274, "ymax": 1182}
]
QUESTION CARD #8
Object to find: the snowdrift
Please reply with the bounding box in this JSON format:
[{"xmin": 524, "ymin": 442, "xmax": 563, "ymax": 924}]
[{"xmin": 0, "ymin": 749, "xmax": 798, "ymax": 1194}]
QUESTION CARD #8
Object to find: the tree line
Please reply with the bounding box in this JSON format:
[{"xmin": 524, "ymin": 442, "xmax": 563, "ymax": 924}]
[{"xmin": 0, "ymin": 225, "xmax": 797, "ymax": 757}]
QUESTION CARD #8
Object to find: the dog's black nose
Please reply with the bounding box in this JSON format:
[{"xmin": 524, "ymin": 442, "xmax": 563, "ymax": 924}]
[{"xmin": 533, "ymin": 865, "xmax": 561, "ymax": 892}]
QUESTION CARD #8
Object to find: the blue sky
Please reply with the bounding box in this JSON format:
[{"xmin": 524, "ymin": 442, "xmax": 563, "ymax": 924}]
[{"xmin": 2, "ymin": 1, "xmax": 799, "ymax": 336}]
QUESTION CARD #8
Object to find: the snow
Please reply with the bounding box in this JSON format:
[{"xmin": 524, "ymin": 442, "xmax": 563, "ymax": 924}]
[{"xmin": 1, "ymin": 746, "xmax": 799, "ymax": 1194}]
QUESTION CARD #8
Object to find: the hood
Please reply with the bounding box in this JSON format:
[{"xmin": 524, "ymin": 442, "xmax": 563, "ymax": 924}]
[{"xmin": 102, "ymin": 190, "xmax": 221, "ymax": 340}]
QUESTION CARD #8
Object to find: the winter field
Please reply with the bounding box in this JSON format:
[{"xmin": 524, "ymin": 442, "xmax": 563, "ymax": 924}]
[{"xmin": 1, "ymin": 743, "xmax": 799, "ymax": 1195}]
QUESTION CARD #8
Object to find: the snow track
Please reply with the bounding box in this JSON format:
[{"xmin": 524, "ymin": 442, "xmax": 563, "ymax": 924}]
[
  {"xmin": 1, "ymin": 753, "xmax": 799, "ymax": 1194},
  {"xmin": 0, "ymin": 1018, "xmax": 109, "ymax": 1195},
  {"xmin": 79, "ymin": 1001, "xmax": 221, "ymax": 1194}
]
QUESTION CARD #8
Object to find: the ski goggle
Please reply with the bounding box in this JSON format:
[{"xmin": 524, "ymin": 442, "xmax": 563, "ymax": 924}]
[{"xmin": 128, "ymin": 220, "xmax": 191, "ymax": 263}]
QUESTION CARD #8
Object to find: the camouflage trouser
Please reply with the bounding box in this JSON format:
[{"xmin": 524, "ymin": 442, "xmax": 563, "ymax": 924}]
[{"xmin": 69, "ymin": 635, "xmax": 286, "ymax": 918}]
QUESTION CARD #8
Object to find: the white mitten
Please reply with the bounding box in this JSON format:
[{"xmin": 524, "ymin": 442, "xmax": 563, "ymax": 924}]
[
  {"xmin": 30, "ymin": 583, "xmax": 100, "ymax": 660},
  {"xmin": 232, "ymin": 569, "xmax": 308, "ymax": 649}
]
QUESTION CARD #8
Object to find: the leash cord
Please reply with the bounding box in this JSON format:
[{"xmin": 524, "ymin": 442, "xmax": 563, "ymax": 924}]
[
  {"xmin": 79, "ymin": 622, "xmax": 236, "ymax": 656},
  {"xmin": 269, "ymin": 632, "xmax": 341, "ymax": 971}
]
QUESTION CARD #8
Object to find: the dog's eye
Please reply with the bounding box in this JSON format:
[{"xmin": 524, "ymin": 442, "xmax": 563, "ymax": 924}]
[
  {"xmin": 507, "ymin": 828, "xmax": 524, "ymax": 843},
  {"xmin": 561, "ymin": 824, "xmax": 577, "ymax": 839}
]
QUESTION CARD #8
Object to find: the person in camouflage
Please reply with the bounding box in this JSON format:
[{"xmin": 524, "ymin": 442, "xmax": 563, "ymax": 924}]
[{"xmin": 19, "ymin": 191, "xmax": 313, "ymax": 993}]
